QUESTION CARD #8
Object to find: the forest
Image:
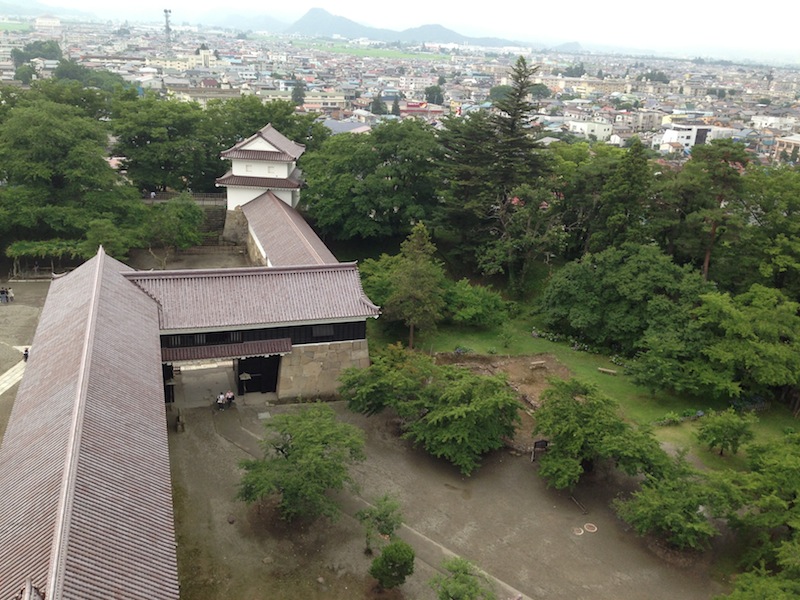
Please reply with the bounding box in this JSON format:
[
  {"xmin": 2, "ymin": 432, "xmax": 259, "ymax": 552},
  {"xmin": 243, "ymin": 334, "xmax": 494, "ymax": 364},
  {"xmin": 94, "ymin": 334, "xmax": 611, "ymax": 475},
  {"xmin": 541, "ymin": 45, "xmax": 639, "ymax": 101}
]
[{"xmin": 2, "ymin": 51, "xmax": 799, "ymax": 598}]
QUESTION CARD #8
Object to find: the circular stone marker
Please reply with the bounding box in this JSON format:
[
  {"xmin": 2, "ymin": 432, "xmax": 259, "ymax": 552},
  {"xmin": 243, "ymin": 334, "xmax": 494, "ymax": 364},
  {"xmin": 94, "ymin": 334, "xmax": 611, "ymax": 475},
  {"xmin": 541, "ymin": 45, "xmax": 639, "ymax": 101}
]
[
  {"xmin": 572, "ymin": 527, "xmax": 584, "ymax": 536},
  {"xmin": 584, "ymin": 523, "xmax": 598, "ymax": 533}
]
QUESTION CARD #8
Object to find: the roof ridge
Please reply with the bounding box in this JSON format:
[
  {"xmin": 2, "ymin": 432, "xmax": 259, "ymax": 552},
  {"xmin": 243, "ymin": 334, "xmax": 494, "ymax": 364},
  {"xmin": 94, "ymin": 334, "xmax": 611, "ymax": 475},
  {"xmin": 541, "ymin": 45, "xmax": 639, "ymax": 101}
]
[
  {"xmin": 47, "ymin": 249, "xmax": 107, "ymax": 598},
  {"xmin": 123, "ymin": 262, "xmax": 359, "ymax": 280}
]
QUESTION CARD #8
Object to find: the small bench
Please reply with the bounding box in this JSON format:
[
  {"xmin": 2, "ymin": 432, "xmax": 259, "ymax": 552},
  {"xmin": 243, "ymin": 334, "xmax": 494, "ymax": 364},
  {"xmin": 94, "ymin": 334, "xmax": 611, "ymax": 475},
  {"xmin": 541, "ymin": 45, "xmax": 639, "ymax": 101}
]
[
  {"xmin": 530, "ymin": 361, "xmax": 547, "ymax": 370},
  {"xmin": 597, "ymin": 367, "xmax": 617, "ymax": 376}
]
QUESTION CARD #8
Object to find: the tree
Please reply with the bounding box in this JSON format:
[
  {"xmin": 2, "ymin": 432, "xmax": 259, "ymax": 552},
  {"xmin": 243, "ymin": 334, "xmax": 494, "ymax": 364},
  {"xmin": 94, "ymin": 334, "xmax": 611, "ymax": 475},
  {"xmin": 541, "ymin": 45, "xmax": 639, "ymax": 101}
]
[
  {"xmin": 391, "ymin": 96, "xmax": 400, "ymax": 116},
  {"xmin": 145, "ymin": 194, "xmax": 204, "ymax": 269},
  {"xmin": 631, "ymin": 284, "xmax": 800, "ymax": 405},
  {"xmin": 438, "ymin": 56, "xmax": 549, "ymax": 290},
  {"xmin": 430, "ymin": 557, "xmax": 497, "ymax": 600},
  {"xmin": 613, "ymin": 460, "xmax": 719, "ymax": 550},
  {"xmin": 538, "ymin": 244, "xmax": 709, "ymax": 355},
  {"xmin": 425, "ymin": 85, "xmax": 444, "ymax": 105},
  {"xmin": 697, "ymin": 408, "xmax": 757, "ymax": 456},
  {"xmin": 371, "ymin": 94, "xmax": 387, "ymax": 115},
  {"xmin": 355, "ymin": 494, "xmax": 404, "ymax": 554},
  {"xmin": 529, "ymin": 82, "xmax": 551, "ymax": 100},
  {"xmin": 301, "ymin": 120, "xmax": 442, "ymax": 240},
  {"xmin": 340, "ymin": 345, "xmax": 520, "ymax": 475},
  {"xmin": 11, "ymin": 40, "xmax": 62, "ymax": 67},
  {"xmin": 237, "ymin": 404, "xmax": 366, "ymax": 522},
  {"xmin": 592, "ymin": 137, "xmax": 653, "ymax": 251},
  {"xmin": 488, "ymin": 85, "xmax": 512, "ymax": 103},
  {"xmin": 681, "ymin": 139, "xmax": 749, "ymax": 281},
  {"xmin": 111, "ymin": 94, "xmax": 216, "ymax": 192},
  {"xmin": 533, "ymin": 379, "xmax": 669, "ymax": 489},
  {"xmin": 369, "ymin": 540, "xmax": 415, "ymax": 591},
  {"xmin": 383, "ymin": 223, "xmax": 447, "ymax": 348},
  {"xmin": 14, "ymin": 64, "xmax": 34, "ymax": 84},
  {"xmin": 291, "ymin": 79, "xmax": 306, "ymax": 106}
]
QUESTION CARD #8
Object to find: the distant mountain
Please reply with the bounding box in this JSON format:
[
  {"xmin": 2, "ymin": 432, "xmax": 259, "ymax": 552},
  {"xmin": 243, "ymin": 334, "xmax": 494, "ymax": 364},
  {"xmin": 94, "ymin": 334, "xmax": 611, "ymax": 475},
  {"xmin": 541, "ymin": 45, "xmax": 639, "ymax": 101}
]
[
  {"xmin": 286, "ymin": 8, "xmax": 528, "ymax": 47},
  {"xmin": 0, "ymin": 0, "xmax": 86, "ymax": 17},
  {"xmin": 197, "ymin": 10, "xmax": 287, "ymax": 33}
]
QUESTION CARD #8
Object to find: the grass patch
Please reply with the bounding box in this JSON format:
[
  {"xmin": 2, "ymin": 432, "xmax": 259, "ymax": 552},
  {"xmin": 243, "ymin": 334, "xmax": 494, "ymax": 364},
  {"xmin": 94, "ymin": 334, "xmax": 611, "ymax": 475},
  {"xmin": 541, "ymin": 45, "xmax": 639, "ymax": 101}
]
[{"xmin": 0, "ymin": 22, "xmax": 30, "ymax": 31}]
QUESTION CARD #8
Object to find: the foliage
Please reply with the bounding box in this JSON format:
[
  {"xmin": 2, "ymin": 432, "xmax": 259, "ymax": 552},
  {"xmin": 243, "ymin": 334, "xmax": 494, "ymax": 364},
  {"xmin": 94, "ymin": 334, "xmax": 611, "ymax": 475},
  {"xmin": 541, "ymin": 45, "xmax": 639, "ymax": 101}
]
[
  {"xmin": 383, "ymin": 223, "xmax": 448, "ymax": 347},
  {"xmin": 290, "ymin": 79, "xmax": 306, "ymax": 106},
  {"xmin": 697, "ymin": 408, "xmax": 757, "ymax": 456},
  {"xmin": 533, "ymin": 378, "xmax": 669, "ymax": 489},
  {"xmin": 340, "ymin": 345, "xmax": 519, "ymax": 475},
  {"xmin": 237, "ymin": 404, "xmax": 366, "ymax": 522},
  {"xmin": 425, "ymin": 85, "xmax": 444, "ymax": 104},
  {"xmin": 144, "ymin": 195, "xmax": 205, "ymax": 268},
  {"xmin": 355, "ymin": 494, "xmax": 404, "ymax": 553},
  {"xmin": 11, "ymin": 40, "xmax": 62, "ymax": 67},
  {"xmin": 112, "ymin": 94, "xmax": 216, "ymax": 192},
  {"xmin": 538, "ymin": 244, "xmax": 709, "ymax": 355},
  {"xmin": 613, "ymin": 460, "xmax": 719, "ymax": 550},
  {"xmin": 444, "ymin": 279, "xmax": 507, "ymax": 328},
  {"xmin": 339, "ymin": 343, "xmax": 438, "ymax": 416},
  {"xmin": 429, "ymin": 557, "xmax": 497, "ymax": 600},
  {"xmin": 399, "ymin": 365, "xmax": 520, "ymax": 475},
  {"xmin": 631, "ymin": 284, "xmax": 800, "ymax": 403},
  {"xmin": 369, "ymin": 540, "xmax": 415, "ymax": 590},
  {"xmin": 437, "ymin": 56, "xmax": 550, "ymax": 290},
  {"xmin": 302, "ymin": 120, "xmax": 442, "ymax": 240}
]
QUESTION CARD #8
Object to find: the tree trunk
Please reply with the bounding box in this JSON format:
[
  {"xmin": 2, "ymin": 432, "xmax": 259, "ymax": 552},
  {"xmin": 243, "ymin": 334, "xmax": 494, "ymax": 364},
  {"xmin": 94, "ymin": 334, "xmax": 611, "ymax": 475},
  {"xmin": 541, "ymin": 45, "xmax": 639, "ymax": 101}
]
[
  {"xmin": 408, "ymin": 323, "xmax": 415, "ymax": 350},
  {"xmin": 702, "ymin": 220, "xmax": 718, "ymax": 282}
]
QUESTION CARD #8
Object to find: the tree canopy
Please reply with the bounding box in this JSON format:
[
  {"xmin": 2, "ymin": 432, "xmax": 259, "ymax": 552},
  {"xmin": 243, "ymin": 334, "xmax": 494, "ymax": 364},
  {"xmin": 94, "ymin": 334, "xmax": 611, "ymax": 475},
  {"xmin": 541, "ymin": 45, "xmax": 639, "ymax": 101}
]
[{"xmin": 237, "ymin": 404, "xmax": 366, "ymax": 521}]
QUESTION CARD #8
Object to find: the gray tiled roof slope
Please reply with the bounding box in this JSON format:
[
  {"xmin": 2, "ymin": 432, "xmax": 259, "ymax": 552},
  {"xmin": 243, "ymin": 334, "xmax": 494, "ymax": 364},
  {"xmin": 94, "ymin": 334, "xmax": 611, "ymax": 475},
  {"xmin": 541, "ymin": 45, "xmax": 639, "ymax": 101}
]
[
  {"xmin": 125, "ymin": 263, "xmax": 380, "ymax": 332},
  {"xmin": 215, "ymin": 171, "xmax": 302, "ymax": 189},
  {"xmin": 221, "ymin": 123, "xmax": 305, "ymax": 160},
  {"xmin": 0, "ymin": 250, "xmax": 179, "ymax": 600},
  {"xmin": 220, "ymin": 149, "xmax": 294, "ymax": 162},
  {"xmin": 242, "ymin": 191, "xmax": 338, "ymax": 266}
]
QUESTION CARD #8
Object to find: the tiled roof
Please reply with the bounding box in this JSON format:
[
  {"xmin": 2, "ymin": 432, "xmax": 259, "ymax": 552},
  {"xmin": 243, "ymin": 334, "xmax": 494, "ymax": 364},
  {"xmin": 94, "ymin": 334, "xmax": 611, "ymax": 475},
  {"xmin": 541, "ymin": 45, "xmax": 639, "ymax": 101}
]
[
  {"xmin": 215, "ymin": 170, "xmax": 302, "ymax": 189},
  {"xmin": 0, "ymin": 249, "xmax": 179, "ymax": 600},
  {"xmin": 125, "ymin": 263, "xmax": 380, "ymax": 332},
  {"xmin": 221, "ymin": 123, "xmax": 305, "ymax": 160},
  {"xmin": 162, "ymin": 338, "xmax": 292, "ymax": 362},
  {"xmin": 220, "ymin": 149, "xmax": 294, "ymax": 162},
  {"xmin": 242, "ymin": 192, "xmax": 338, "ymax": 266}
]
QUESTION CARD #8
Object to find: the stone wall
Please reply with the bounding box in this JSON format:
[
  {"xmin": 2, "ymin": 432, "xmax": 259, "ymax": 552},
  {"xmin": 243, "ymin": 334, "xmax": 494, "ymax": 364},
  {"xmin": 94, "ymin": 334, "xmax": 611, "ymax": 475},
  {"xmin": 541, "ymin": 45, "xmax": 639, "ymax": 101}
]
[
  {"xmin": 277, "ymin": 340, "xmax": 369, "ymax": 400},
  {"xmin": 222, "ymin": 208, "xmax": 249, "ymax": 246}
]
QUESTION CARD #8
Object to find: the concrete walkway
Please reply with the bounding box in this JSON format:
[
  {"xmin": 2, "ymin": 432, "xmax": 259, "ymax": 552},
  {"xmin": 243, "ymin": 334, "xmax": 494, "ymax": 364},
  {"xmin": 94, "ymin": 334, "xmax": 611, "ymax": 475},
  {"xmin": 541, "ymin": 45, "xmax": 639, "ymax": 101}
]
[
  {"xmin": 172, "ymin": 367, "xmax": 533, "ymax": 600},
  {"xmin": 0, "ymin": 348, "xmax": 27, "ymax": 396}
]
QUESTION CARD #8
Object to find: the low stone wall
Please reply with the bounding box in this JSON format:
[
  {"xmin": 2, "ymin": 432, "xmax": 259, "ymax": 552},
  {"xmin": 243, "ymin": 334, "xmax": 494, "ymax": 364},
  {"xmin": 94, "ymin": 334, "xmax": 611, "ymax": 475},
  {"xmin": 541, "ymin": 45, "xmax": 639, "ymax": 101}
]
[
  {"xmin": 277, "ymin": 340, "xmax": 369, "ymax": 400},
  {"xmin": 222, "ymin": 209, "xmax": 249, "ymax": 246}
]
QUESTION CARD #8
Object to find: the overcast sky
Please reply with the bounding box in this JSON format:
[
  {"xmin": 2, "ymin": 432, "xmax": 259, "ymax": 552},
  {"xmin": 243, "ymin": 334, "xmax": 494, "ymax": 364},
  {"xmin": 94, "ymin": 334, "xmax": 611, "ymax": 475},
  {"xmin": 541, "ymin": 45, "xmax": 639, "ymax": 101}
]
[{"xmin": 43, "ymin": 0, "xmax": 800, "ymax": 62}]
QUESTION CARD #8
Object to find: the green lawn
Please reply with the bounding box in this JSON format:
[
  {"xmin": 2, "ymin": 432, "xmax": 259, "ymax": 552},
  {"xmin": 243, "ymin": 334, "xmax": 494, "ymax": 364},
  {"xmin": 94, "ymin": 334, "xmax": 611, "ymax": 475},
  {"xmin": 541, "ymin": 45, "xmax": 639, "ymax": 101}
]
[{"xmin": 0, "ymin": 22, "xmax": 30, "ymax": 32}]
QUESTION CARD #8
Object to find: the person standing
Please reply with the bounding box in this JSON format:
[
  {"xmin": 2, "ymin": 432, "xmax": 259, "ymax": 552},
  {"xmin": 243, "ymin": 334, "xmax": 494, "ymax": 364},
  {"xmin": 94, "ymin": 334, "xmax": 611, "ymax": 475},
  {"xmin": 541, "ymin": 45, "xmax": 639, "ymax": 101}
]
[
  {"xmin": 23, "ymin": 348, "xmax": 29, "ymax": 362},
  {"xmin": 7, "ymin": 288, "xmax": 13, "ymax": 302},
  {"xmin": 216, "ymin": 392, "xmax": 226, "ymax": 411}
]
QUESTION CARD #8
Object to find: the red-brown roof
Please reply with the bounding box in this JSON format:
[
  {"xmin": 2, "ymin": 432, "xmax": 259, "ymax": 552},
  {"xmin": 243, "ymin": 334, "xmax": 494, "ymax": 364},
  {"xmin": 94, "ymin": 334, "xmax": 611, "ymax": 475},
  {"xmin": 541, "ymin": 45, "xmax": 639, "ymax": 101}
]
[
  {"xmin": 221, "ymin": 123, "xmax": 305, "ymax": 160},
  {"xmin": 242, "ymin": 191, "xmax": 338, "ymax": 266},
  {"xmin": 125, "ymin": 263, "xmax": 380, "ymax": 332},
  {"xmin": 162, "ymin": 338, "xmax": 292, "ymax": 362},
  {"xmin": 0, "ymin": 249, "xmax": 179, "ymax": 600}
]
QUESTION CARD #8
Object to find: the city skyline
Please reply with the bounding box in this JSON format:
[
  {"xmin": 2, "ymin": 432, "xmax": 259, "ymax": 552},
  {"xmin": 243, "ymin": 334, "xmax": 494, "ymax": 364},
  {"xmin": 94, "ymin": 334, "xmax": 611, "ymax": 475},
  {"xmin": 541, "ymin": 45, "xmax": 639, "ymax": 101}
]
[{"xmin": 39, "ymin": 0, "xmax": 800, "ymax": 63}]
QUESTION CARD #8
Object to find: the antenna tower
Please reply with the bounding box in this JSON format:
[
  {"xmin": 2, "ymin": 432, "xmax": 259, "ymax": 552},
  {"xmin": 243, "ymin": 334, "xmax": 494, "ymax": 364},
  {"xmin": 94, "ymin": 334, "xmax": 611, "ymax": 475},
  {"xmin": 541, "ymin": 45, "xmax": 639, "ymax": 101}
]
[{"xmin": 164, "ymin": 9, "xmax": 172, "ymax": 46}]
